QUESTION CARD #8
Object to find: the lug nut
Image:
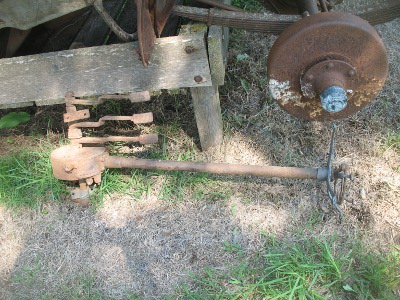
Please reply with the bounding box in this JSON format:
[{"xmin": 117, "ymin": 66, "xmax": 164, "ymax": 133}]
[
  {"xmin": 320, "ymin": 86, "xmax": 348, "ymax": 113},
  {"xmin": 348, "ymin": 70, "xmax": 355, "ymax": 77},
  {"xmin": 306, "ymin": 74, "xmax": 314, "ymax": 81},
  {"xmin": 327, "ymin": 62, "xmax": 334, "ymax": 69}
]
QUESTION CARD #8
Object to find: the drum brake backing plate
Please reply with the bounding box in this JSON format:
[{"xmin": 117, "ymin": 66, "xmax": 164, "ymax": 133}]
[{"xmin": 267, "ymin": 12, "xmax": 388, "ymax": 121}]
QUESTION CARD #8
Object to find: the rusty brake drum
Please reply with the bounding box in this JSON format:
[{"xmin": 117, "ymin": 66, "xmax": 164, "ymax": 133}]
[{"xmin": 267, "ymin": 12, "xmax": 388, "ymax": 121}]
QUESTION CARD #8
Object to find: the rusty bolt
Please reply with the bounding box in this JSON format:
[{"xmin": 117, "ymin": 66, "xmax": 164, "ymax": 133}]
[
  {"xmin": 194, "ymin": 76, "xmax": 203, "ymax": 83},
  {"xmin": 185, "ymin": 46, "xmax": 195, "ymax": 54},
  {"xmin": 327, "ymin": 62, "xmax": 334, "ymax": 70},
  {"xmin": 348, "ymin": 70, "xmax": 355, "ymax": 77}
]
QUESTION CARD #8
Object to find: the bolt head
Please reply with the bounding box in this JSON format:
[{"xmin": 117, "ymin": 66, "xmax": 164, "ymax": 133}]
[
  {"xmin": 185, "ymin": 46, "xmax": 195, "ymax": 54},
  {"xmin": 348, "ymin": 70, "xmax": 355, "ymax": 77},
  {"xmin": 194, "ymin": 76, "xmax": 203, "ymax": 83},
  {"xmin": 327, "ymin": 62, "xmax": 334, "ymax": 70},
  {"xmin": 306, "ymin": 74, "xmax": 314, "ymax": 81}
]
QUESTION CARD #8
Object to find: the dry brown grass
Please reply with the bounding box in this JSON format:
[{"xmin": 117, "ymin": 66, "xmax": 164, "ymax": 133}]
[{"xmin": 0, "ymin": 0, "xmax": 399, "ymax": 298}]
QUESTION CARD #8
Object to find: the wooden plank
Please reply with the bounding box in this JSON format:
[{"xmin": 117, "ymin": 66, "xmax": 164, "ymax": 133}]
[
  {"xmin": 180, "ymin": 19, "xmax": 226, "ymax": 150},
  {"xmin": 207, "ymin": 26, "xmax": 225, "ymax": 86},
  {"xmin": 0, "ymin": 34, "xmax": 212, "ymax": 109},
  {"xmin": 190, "ymin": 85, "xmax": 223, "ymax": 150},
  {"xmin": 207, "ymin": 0, "xmax": 231, "ymax": 85}
]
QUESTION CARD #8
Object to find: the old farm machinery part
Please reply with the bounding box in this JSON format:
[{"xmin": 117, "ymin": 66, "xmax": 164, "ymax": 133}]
[
  {"xmin": 57, "ymin": 92, "xmax": 352, "ymax": 219},
  {"xmin": 56, "ymin": 91, "xmax": 351, "ymax": 218},
  {"xmin": 267, "ymin": 12, "xmax": 388, "ymax": 121},
  {"xmin": 1, "ymin": 0, "xmax": 399, "ymax": 118},
  {"xmin": 52, "ymin": 108, "xmax": 351, "ymax": 219},
  {"xmin": 172, "ymin": 0, "xmax": 398, "ymax": 120},
  {"xmin": 63, "ymin": 91, "xmax": 158, "ymax": 146}
]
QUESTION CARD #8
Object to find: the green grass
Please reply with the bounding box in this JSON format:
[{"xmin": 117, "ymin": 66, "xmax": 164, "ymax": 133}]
[
  {"xmin": 175, "ymin": 237, "xmax": 400, "ymax": 299},
  {"xmin": 90, "ymin": 135, "xmax": 219, "ymax": 206},
  {"xmin": 386, "ymin": 131, "xmax": 400, "ymax": 154},
  {"xmin": 41, "ymin": 274, "xmax": 108, "ymax": 300},
  {"xmin": 0, "ymin": 134, "xmax": 217, "ymax": 209},
  {"xmin": 384, "ymin": 130, "xmax": 400, "ymax": 170},
  {"xmin": 144, "ymin": 138, "xmax": 215, "ymax": 203},
  {"xmin": 0, "ymin": 139, "xmax": 68, "ymax": 208},
  {"xmin": 90, "ymin": 168, "xmax": 155, "ymax": 208}
]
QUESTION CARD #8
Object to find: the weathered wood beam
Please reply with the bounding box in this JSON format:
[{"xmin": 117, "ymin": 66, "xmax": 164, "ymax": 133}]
[
  {"xmin": 183, "ymin": 0, "xmax": 231, "ymax": 150},
  {"xmin": 0, "ymin": 34, "xmax": 212, "ymax": 109}
]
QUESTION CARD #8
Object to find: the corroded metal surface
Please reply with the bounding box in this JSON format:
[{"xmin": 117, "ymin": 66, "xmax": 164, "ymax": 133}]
[
  {"xmin": 267, "ymin": 12, "xmax": 388, "ymax": 121},
  {"xmin": 154, "ymin": 0, "xmax": 176, "ymax": 36},
  {"xmin": 51, "ymin": 145, "xmax": 106, "ymax": 181},
  {"xmin": 50, "ymin": 126, "xmax": 351, "ymax": 218},
  {"xmin": 70, "ymin": 134, "xmax": 159, "ymax": 145},
  {"xmin": 136, "ymin": 0, "xmax": 157, "ymax": 66},
  {"xmin": 63, "ymin": 91, "xmax": 157, "ymax": 145},
  {"xmin": 51, "ymin": 144, "xmax": 324, "ymax": 182},
  {"xmin": 136, "ymin": 0, "xmax": 175, "ymax": 65}
]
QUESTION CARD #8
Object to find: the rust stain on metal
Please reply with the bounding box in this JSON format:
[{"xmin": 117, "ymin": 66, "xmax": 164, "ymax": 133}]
[
  {"xmin": 171, "ymin": 1, "xmax": 400, "ymax": 35},
  {"xmin": 51, "ymin": 146, "xmax": 106, "ymax": 182},
  {"xmin": 267, "ymin": 12, "xmax": 388, "ymax": 121},
  {"xmin": 70, "ymin": 113, "xmax": 154, "ymax": 130},
  {"xmin": 50, "ymin": 126, "xmax": 350, "ymax": 218},
  {"xmin": 136, "ymin": 0, "xmax": 157, "ymax": 66},
  {"xmin": 63, "ymin": 109, "xmax": 90, "ymax": 123},
  {"xmin": 70, "ymin": 134, "xmax": 158, "ymax": 145},
  {"xmin": 154, "ymin": 0, "xmax": 175, "ymax": 37},
  {"xmin": 135, "ymin": 0, "xmax": 175, "ymax": 65}
]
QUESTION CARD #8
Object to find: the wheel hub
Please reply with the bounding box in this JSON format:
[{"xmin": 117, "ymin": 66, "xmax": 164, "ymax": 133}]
[{"xmin": 267, "ymin": 12, "xmax": 388, "ymax": 121}]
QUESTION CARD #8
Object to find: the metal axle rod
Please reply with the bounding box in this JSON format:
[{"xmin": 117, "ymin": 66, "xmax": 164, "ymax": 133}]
[
  {"xmin": 51, "ymin": 145, "xmax": 328, "ymax": 182},
  {"xmin": 105, "ymin": 156, "xmax": 328, "ymax": 180},
  {"xmin": 50, "ymin": 127, "xmax": 350, "ymax": 218}
]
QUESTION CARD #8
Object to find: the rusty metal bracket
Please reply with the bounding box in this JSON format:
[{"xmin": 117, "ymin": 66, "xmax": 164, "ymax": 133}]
[
  {"xmin": 63, "ymin": 91, "xmax": 158, "ymax": 145},
  {"xmin": 135, "ymin": 0, "xmax": 175, "ymax": 65},
  {"xmin": 64, "ymin": 91, "xmax": 151, "ymax": 123}
]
